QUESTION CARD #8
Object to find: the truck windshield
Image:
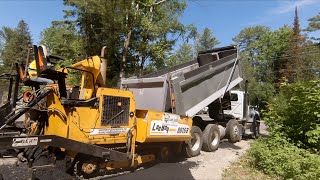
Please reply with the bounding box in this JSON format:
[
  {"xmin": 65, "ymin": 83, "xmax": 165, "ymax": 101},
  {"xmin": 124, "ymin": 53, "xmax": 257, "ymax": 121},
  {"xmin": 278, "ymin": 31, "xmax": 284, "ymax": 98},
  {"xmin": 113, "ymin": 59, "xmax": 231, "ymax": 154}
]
[{"xmin": 230, "ymin": 93, "xmax": 238, "ymax": 101}]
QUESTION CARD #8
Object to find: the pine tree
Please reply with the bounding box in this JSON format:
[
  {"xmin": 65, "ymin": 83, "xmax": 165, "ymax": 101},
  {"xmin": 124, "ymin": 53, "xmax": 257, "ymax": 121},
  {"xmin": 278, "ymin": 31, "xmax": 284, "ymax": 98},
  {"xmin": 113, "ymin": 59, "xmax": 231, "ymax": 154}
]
[
  {"xmin": 283, "ymin": 7, "xmax": 305, "ymax": 83},
  {"xmin": 0, "ymin": 20, "xmax": 32, "ymax": 71},
  {"xmin": 195, "ymin": 28, "xmax": 220, "ymax": 52},
  {"xmin": 166, "ymin": 42, "xmax": 194, "ymax": 67},
  {"xmin": 305, "ymin": 12, "xmax": 320, "ymax": 42}
]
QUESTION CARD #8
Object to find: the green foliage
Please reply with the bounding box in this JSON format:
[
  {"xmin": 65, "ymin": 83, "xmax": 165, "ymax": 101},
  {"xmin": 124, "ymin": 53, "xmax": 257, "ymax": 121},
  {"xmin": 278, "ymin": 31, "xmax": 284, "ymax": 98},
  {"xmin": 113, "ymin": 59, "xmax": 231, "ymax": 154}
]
[
  {"xmin": 248, "ymin": 80, "xmax": 320, "ymax": 180},
  {"xmin": 251, "ymin": 25, "xmax": 293, "ymax": 84},
  {"xmin": 0, "ymin": 20, "xmax": 32, "ymax": 71},
  {"xmin": 239, "ymin": 57, "xmax": 275, "ymax": 108},
  {"xmin": 40, "ymin": 21, "xmax": 82, "ymax": 60},
  {"xmin": 249, "ymin": 138, "xmax": 320, "ymax": 180},
  {"xmin": 234, "ymin": 25, "xmax": 291, "ymax": 106},
  {"xmin": 195, "ymin": 27, "xmax": 220, "ymax": 52},
  {"xmin": 40, "ymin": 21, "xmax": 83, "ymax": 86},
  {"xmin": 0, "ymin": 20, "xmax": 32, "ymax": 94},
  {"xmin": 232, "ymin": 26, "xmax": 270, "ymax": 53},
  {"xmin": 166, "ymin": 42, "xmax": 194, "ymax": 67},
  {"xmin": 299, "ymin": 42, "xmax": 320, "ymax": 81},
  {"xmin": 54, "ymin": 59, "xmax": 81, "ymax": 86},
  {"xmin": 264, "ymin": 80, "xmax": 320, "ymax": 150},
  {"xmin": 63, "ymin": 0, "xmax": 196, "ymax": 85},
  {"xmin": 305, "ymin": 12, "xmax": 320, "ymax": 42}
]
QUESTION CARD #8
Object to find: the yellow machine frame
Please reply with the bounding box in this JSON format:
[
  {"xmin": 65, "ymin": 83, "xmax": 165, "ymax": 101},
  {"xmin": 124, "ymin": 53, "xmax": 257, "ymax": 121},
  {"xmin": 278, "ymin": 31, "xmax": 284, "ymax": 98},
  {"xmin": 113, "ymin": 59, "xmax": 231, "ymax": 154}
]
[{"xmin": 36, "ymin": 48, "xmax": 193, "ymax": 174}]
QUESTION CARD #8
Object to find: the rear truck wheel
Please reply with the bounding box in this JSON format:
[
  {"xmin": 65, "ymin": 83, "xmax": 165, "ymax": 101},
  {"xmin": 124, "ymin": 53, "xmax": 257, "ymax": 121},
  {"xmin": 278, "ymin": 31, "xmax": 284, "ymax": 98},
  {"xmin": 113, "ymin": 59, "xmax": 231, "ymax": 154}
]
[
  {"xmin": 183, "ymin": 126, "xmax": 203, "ymax": 158},
  {"xmin": 226, "ymin": 120, "xmax": 242, "ymax": 143},
  {"xmin": 202, "ymin": 124, "xmax": 220, "ymax": 152}
]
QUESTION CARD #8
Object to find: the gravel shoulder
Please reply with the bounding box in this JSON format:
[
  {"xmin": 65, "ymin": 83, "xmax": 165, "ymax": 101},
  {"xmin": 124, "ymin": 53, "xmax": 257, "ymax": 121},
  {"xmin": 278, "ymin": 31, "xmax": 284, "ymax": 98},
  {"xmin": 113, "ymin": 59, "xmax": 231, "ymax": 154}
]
[
  {"xmin": 108, "ymin": 139, "xmax": 252, "ymax": 180},
  {"xmin": 109, "ymin": 122, "xmax": 267, "ymax": 180}
]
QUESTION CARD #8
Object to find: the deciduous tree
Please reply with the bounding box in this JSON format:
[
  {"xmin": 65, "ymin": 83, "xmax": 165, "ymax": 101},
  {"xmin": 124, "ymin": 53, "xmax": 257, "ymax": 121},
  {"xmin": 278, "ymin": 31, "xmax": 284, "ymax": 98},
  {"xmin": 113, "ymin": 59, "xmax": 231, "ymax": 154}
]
[{"xmin": 63, "ymin": 0, "xmax": 195, "ymax": 86}]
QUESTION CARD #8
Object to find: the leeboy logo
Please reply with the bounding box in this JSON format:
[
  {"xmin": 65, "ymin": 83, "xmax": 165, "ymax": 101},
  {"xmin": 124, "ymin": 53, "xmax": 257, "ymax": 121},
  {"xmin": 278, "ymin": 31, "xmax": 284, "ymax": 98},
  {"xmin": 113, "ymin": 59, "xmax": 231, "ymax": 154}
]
[{"xmin": 152, "ymin": 122, "xmax": 169, "ymax": 133}]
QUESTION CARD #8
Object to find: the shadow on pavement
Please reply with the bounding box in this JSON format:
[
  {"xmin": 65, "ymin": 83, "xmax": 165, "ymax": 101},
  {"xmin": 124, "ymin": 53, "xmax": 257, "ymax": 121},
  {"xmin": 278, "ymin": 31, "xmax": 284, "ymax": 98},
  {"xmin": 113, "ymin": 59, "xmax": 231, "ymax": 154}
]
[
  {"xmin": 108, "ymin": 160, "xmax": 198, "ymax": 180},
  {"xmin": 219, "ymin": 141, "xmax": 242, "ymax": 150}
]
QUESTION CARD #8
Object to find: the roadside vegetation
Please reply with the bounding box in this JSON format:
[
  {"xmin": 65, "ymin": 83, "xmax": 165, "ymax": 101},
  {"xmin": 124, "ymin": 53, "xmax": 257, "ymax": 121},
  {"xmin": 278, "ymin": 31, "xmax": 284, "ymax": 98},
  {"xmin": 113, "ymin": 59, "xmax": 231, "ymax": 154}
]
[
  {"xmin": 248, "ymin": 80, "xmax": 320, "ymax": 180},
  {"xmin": 225, "ymin": 81, "xmax": 320, "ymax": 180},
  {"xmin": 226, "ymin": 8, "xmax": 320, "ymax": 180},
  {"xmin": 223, "ymin": 154, "xmax": 276, "ymax": 180}
]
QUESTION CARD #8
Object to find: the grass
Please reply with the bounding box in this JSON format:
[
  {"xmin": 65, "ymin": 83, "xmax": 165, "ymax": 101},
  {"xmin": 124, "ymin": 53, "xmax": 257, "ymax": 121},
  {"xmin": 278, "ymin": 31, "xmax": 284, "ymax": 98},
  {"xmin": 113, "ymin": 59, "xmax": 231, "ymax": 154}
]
[{"xmin": 222, "ymin": 153, "xmax": 277, "ymax": 180}]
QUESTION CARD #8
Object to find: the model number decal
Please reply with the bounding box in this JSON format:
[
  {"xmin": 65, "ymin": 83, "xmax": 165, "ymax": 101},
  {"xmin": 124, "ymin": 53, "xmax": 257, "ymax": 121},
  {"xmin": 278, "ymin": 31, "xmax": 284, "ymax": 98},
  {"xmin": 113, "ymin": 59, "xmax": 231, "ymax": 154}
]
[
  {"xmin": 12, "ymin": 137, "xmax": 38, "ymax": 147},
  {"xmin": 90, "ymin": 128, "xmax": 129, "ymax": 135},
  {"xmin": 177, "ymin": 127, "xmax": 189, "ymax": 134},
  {"xmin": 150, "ymin": 120, "xmax": 190, "ymax": 136}
]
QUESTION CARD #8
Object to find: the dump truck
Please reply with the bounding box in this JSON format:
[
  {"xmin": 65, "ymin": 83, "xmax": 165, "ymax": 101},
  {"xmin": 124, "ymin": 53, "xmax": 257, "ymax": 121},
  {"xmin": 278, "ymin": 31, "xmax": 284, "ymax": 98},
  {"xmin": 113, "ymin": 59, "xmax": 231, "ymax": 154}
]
[
  {"xmin": 121, "ymin": 45, "xmax": 260, "ymax": 154},
  {"xmin": 0, "ymin": 45, "xmax": 259, "ymax": 179}
]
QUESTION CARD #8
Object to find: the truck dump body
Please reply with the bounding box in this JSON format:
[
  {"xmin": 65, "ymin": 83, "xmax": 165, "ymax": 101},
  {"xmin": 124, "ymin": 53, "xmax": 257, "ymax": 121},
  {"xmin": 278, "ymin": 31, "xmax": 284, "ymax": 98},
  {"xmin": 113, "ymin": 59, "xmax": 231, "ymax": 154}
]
[{"xmin": 121, "ymin": 45, "xmax": 242, "ymax": 117}]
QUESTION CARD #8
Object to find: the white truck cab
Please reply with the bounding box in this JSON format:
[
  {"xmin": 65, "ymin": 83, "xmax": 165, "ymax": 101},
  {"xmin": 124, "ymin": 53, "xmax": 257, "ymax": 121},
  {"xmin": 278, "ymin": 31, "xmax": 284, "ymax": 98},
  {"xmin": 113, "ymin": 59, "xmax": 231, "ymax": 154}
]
[
  {"xmin": 224, "ymin": 90, "xmax": 248, "ymax": 120},
  {"xmin": 224, "ymin": 90, "xmax": 260, "ymax": 124}
]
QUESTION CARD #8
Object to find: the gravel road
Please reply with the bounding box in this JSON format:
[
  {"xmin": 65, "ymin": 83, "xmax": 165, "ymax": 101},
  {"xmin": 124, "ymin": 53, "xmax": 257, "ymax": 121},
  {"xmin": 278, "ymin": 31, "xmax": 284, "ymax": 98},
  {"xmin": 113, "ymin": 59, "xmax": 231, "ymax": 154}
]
[
  {"xmin": 108, "ymin": 139, "xmax": 252, "ymax": 180},
  {"xmin": 0, "ymin": 123, "xmax": 267, "ymax": 180}
]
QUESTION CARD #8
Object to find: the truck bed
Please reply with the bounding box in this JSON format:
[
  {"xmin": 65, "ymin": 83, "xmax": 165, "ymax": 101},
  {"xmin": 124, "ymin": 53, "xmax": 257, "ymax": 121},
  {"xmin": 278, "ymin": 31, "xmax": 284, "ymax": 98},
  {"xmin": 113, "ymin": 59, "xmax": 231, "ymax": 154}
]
[{"xmin": 121, "ymin": 45, "xmax": 242, "ymax": 117}]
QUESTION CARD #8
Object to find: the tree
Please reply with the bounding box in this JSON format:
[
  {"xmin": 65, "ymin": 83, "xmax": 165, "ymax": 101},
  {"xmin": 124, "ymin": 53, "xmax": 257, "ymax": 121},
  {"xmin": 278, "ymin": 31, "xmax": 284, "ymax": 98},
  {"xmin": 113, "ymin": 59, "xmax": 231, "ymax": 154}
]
[
  {"xmin": 40, "ymin": 21, "xmax": 83, "ymax": 86},
  {"xmin": 282, "ymin": 7, "xmax": 305, "ymax": 83},
  {"xmin": 195, "ymin": 27, "xmax": 220, "ymax": 52},
  {"xmin": 166, "ymin": 42, "xmax": 194, "ymax": 67},
  {"xmin": 63, "ymin": 0, "xmax": 195, "ymax": 86},
  {"xmin": 233, "ymin": 25, "xmax": 291, "ymax": 106},
  {"xmin": 252, "ymin": 25, "xmax": 293, "ymax": 85},
  {"xmin": 232, "ymin": 26, "xmax": 270, "ymax": 67},
  {"xmin": 305, "ymin": 12, "xmax": 320, "ymax": 42},
  {"xmin": 0, "ymin": 20, "xmax": 32, "ymax": 72},
  {"xmin": 303, "ymin": 12, "xmax": 320, "ymax": 81},
  {"xmin": 0, "ymin": 20, "xmax": 32, "ymax": 97},
  {"xmin": 40, "ymin": 21, "xmax": 82, "ymax": 60}
]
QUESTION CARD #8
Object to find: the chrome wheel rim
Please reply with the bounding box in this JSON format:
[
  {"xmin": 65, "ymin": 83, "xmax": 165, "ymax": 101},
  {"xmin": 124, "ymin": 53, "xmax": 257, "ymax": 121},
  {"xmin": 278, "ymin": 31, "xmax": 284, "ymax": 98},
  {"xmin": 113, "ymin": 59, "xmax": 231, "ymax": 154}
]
[
  {"xmin": 232, "ymin": 125, "xmax": 239, "ymax": 139},
  {"xmin": 191, "ymin": 133, "xmax": 201, "ymax": 151},
  {"xmin": 211, "ymin": 130, "xmax": 219, "ymax": 146}
]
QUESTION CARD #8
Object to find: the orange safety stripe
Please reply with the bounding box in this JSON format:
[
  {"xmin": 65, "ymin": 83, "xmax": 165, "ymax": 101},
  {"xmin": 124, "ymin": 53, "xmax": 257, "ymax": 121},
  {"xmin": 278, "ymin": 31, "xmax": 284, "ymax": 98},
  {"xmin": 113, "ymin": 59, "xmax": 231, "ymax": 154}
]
[
  {"xmin": 38, "ymin": 50, "xmax": 44, "ymax": 69},
  {"xmin": 19, "ymin": 66, "xmax": 25, "ymax": 79}
]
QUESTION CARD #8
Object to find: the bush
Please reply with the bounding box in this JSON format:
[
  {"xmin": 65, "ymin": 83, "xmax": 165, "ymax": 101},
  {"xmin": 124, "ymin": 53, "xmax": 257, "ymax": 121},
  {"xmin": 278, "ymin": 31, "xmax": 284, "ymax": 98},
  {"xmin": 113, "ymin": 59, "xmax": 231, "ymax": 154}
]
[
  {"xmin": 249, "ymin": 137, "xmax": 320, "ymax": 180},
  {"xmin": 264, "ymin": 80, "xmax": 320, "ymax": 150},
  {"xmin": 248, "ymin": 80, "xmax": 320, "ymax": 179}
]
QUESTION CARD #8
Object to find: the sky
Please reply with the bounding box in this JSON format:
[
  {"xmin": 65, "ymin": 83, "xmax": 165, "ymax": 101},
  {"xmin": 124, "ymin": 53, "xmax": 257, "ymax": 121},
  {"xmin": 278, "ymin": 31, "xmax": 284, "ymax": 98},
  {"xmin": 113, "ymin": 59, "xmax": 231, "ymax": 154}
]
[{"xmin": 0, "ymin": 0, "xmax": 319, "ymax": 47}]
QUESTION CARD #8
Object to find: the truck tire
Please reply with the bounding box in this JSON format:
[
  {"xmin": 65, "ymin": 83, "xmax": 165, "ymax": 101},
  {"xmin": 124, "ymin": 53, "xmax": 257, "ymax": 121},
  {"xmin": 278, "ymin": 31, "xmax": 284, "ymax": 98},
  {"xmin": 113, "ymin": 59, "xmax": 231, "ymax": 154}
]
[
  {"xmin": 183, "ymin": 126, "xmax": 203, "ymax": 158},
  {"xmin": 202, "ymin": 124, "xmax": 220, "ymax": 152},
  {"xmin": 226, "ymin": 120, "xmax": 242, "ymax": 143}
]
